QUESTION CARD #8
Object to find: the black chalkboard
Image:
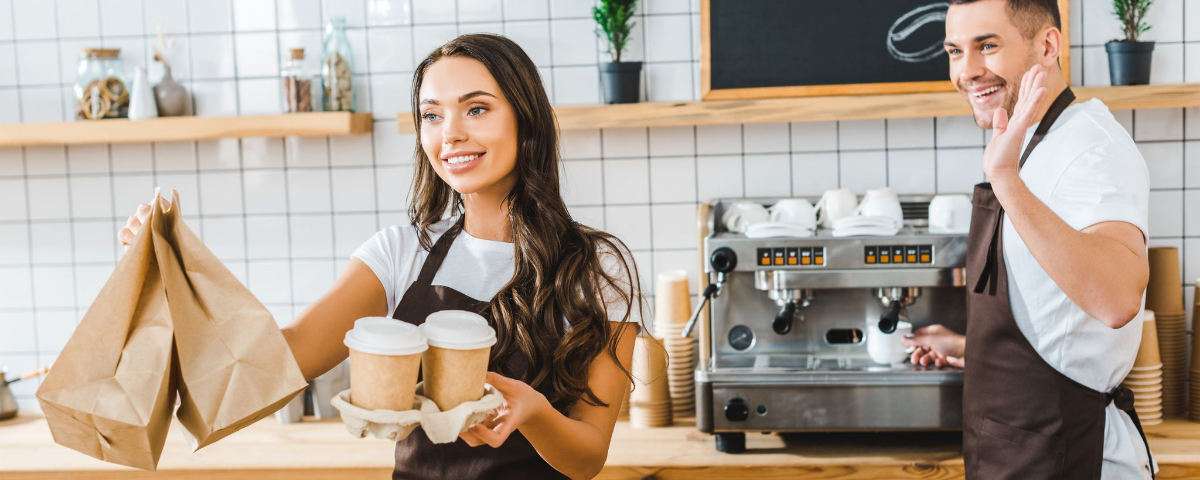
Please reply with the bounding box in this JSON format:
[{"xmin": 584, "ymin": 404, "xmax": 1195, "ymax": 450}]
[{"xmin": 704, "ymin": 0, "xmax": 955, "ymax": 99}]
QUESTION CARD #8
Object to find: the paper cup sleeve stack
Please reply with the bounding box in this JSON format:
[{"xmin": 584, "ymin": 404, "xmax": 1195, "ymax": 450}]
[
  {"xmin": 1145, "ymin": 248, "xmax": 1187, "ymax": 417},
  {"xmin": 653, "ymin": 270, "xmax": 698, "ymax": 418},
  {"xmin": 1122, "ymin": 310, "xmax": 1164, "ymax": 426},
  {"xmin": 332, "ymin": 311, "xmax": 504, "ymax": 443}
]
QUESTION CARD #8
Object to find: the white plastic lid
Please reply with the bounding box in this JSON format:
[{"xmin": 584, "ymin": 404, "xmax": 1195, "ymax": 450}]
[
  {"xmin": 343, "ymin": 317, "xmax": 428, "ymax": 356},
  {"xmin": 420, "ymin": 310, "xmax": 497, "ymax": 350}
]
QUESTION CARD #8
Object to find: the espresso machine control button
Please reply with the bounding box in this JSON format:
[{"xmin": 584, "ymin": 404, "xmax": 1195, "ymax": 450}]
[
  {"xmin": 724, "ymin": 398, "xmax": 750, "ymax": 422},
  {"xmin": 919, "ymin": 245, "xmax": 933, "ymax": 263},
  {"xmin": 865, "ymin": 246, "xmax": 878, "ymax": 264},
  {"xmin": 757, "ymin": 248, "xmax": 771, "ymax": 266}
]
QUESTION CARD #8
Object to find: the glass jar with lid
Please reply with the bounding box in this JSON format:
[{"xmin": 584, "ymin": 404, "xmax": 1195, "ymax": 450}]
[
  {"xmin": 74, "ymin": 48, "xmax": 129, "ymax": 120},
  {"xmin": 281, "ymin": 48, "xmax": 315, "ymax": 113},
  {"xmin": 321, "ymin": 17, "xmax": 356, "ymax": 112}
]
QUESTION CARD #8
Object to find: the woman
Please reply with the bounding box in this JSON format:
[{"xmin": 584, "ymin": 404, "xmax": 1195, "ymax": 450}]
[{"xmin": 118, "ymin": 34, "xmax": 645, "ymax": 480}]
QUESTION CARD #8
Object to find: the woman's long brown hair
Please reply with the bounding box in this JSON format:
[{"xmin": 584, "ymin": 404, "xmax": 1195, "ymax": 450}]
[{"xmin": 409, "ymin": 34, "xmax": 645, "ymax": 409}]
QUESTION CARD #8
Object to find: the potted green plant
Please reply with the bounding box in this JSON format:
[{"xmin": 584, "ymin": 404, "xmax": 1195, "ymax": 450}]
[
  {"xmin": 594, "ymin": 0, "xmax": 641, "ymax": 104},
  {"xmin": 1105, "ymin": 0, "xmax": 1155, "ymax": 85}
]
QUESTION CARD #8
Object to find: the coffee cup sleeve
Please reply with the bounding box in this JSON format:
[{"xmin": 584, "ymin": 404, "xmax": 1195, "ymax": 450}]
[
  {"xmin": 416, "ymin": 382, "xmax": 505, "ymax": 444},
  {"xmin": 331, "ymin": 389, "xmax": 429, "ymax": 442}
]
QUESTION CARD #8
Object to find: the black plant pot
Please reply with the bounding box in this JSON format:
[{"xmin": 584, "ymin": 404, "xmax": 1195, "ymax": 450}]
[
  {"xmin": 599, "ymin": 61, "xmax": 642, "ymax": 104},
  {"xmin": 1105, "ymin": 41, "xmax": 1155, "ymax": 86}
]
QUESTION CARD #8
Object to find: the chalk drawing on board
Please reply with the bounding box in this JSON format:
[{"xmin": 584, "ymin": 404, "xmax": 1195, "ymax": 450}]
[{"xmin": 887, "ymin": 2, "xmax": 949, "ymax": 63}]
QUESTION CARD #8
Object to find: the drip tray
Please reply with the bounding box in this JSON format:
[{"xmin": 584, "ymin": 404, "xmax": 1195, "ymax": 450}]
[
  {"xmin": 701, "ymin": 354, "xmax": 963, "ymax": 386},
  {"xmin": 715, "ymin": 353, "xmax": 917, "ymax": 371}
]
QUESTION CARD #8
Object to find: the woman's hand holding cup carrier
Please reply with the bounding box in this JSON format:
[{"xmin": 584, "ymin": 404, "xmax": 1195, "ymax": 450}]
[{"xmin": 460, "ymin": 372, "xmax": 552, "ymax": 448}]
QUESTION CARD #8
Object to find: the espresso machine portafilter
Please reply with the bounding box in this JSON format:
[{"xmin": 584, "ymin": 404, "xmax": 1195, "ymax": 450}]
[{"xmin": 693, "ymin": 197, "xmax": 969, "ymax": 453}]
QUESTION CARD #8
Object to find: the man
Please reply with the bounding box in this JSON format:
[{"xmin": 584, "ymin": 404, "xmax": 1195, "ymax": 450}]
[{"xmin": 902, "ymin": 0, "xmax": 1155, "ymax": 478}]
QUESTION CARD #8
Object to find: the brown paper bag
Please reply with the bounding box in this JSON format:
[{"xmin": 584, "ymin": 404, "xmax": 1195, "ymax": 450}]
[
  {"xmin": 35, "ymin": 191, "xmax": 177, "ymax": 471},
  {"xmin": 152, "ymin": 189, "xmax": 307, "ymax": 451},
  {"xmin": 37, "ymin": 189, "xmax": 307, "ymax": 469}
]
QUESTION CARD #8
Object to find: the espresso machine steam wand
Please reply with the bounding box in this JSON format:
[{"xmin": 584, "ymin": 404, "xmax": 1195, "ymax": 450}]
[{"xmin": 682, "ymin": 247, "xmax": 737, "ymax": 338}]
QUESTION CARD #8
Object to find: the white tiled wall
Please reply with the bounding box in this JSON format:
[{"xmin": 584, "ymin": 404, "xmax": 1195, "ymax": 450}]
[{"xmin": 0, "ymin": 0, "xmax": 1198, "ymax": 410}]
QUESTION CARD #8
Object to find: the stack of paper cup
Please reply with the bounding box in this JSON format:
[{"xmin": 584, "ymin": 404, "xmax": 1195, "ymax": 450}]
[
  {"xmin": 1123, "ymin": 311, "xmax": 1164, "ymax": 426},
  {"xmin": 1190, "ymin": 285, "xmax": 1200, "ymax": 422},
  {"xmin": 1146, "ymin": 248, "xmax": 1187, "ymax": 416},
  {"xmin": 653, "ymin": 270, "xmax": 696, "ymax": 417},
  {"xmin": 629, "ymin": 334, "xmax": 672, "ymax": 428}
]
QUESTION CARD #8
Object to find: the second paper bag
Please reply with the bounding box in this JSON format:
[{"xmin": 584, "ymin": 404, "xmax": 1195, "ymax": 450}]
[{"xmin": 152, "ymin": 189, "xmax": 307, "ymax": 450}]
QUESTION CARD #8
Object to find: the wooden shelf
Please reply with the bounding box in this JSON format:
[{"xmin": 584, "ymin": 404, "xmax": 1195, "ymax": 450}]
[
  {"xmin": 0, "ymin": 112, "xmax": 373, "ymax": 147},
  {"xmin": 397, "ymin": 84, "xmax": 1200, "ymax": 133}
]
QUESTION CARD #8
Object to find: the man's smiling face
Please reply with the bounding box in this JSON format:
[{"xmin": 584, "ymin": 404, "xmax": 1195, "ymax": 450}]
[{"xmin": 945, "ymin": 0, "xmax": 1043, "ymax": 129}]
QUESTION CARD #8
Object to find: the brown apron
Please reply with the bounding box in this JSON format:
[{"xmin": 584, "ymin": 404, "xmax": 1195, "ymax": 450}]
[
  {"xmin": 963, "ymin": 88, "xmax": 1154, "ymax": 480},
  {"xmin": 389, "ymin": 220, "xmax": 569, "ymax": 480}
]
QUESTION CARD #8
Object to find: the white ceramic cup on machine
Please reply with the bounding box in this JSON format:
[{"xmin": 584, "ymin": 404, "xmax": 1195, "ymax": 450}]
[
  {"xmin": 855, "ymin": 188, "xmax": 904, "ymax": 226},
  {"xmin": 928, "ymin": 195, "xmax": 972, "ymax": 234},
  {"xmin": 815, "ymin": 189, "xmax": 857, "ymax": 228},
  {"xmin": 768, "ymin": 199, "xmax": 817, "ymax": 228},
  {"xmin": 867, "ymin": 320, "xmax": 913, "ymax": 364},
  {"xmin": 722, "ymin": 201, "xmax": 770, "ymax": 233}
]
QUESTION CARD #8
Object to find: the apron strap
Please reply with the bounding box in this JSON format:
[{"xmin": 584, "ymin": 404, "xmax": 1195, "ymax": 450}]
[
  {"xmin": 1108, "ymin": 386, "xmax": 1156, "ymax": 480},
  {"xmin": 972, "ymin": 209, "xmax": 1003, "ymax": 296},
  {"xmin": 1019, "ymin": 88, "xmax": 1076, "ymax": 168},
  {"xmin": 971, "ymin": 88, "xmax": 1077, "ymax": 296},
  {"xmin": 414, "ymin": 218, "xmax": 465, "ymax": 286}
]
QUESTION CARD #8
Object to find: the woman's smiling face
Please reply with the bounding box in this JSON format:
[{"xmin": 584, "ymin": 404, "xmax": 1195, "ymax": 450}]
[{"xmin": 418, "ymin": 56, "xmax": 520, "ymax": 197}]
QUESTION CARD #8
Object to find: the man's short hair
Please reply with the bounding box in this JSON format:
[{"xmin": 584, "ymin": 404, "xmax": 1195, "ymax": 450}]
[{"xmin": 949, "ymin": 0, "xmax": 1062, "ymax": 39}]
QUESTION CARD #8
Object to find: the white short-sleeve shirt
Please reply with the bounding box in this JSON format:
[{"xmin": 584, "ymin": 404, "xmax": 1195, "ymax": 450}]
[
  {"xmin": 352, "ymin": 216, "xmax": 642, "ymax": 324},
  {"xmin": 1001, "ymin": 99, "xmax": 1153, "ymax": 479}
]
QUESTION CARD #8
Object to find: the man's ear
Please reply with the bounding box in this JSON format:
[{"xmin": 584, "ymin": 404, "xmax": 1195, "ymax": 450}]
[{"xmin": 1039, "ymin": 26, "xmax": 1063, "ymax": 68}]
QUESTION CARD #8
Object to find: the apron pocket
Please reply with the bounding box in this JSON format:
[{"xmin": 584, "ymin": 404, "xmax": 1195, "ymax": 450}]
[{"xmin": 972, "ymin": 417, "xmax": 1066, "ymax": 480}]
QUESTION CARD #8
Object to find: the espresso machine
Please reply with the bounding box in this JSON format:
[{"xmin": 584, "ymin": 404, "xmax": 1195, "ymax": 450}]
[{"xmin": 691, "ymin": 197, "xmax": 968, "ymax": 453}]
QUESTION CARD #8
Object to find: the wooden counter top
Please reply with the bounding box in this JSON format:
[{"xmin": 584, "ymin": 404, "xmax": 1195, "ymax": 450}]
[{"xmin": 2, "ymin": 413, "xmax": 1198, "ymax": 479}]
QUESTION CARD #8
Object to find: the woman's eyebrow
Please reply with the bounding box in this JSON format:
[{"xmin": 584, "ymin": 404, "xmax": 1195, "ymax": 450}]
[
  {"xmin": 458, "ymin": 91, "xmax": 496, "ymax": 102},
  {"xmin": 420, "ymin": 91, "xmax": 496, "ymax": 106}
]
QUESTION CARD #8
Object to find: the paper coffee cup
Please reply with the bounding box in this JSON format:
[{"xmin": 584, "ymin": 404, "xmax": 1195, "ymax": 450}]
[
  {"xmin": 344, "ymin": 317, "xmax": 428, "ymax": 411},
  {"xmin": 420, "ymin": 311, "xmax": 498, "ymax": 411}
]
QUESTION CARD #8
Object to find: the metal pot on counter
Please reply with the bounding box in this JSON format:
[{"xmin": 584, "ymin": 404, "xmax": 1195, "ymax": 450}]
[{"xmin": 1, "ymin": 366, "xmax": 51, "ymax": 420}]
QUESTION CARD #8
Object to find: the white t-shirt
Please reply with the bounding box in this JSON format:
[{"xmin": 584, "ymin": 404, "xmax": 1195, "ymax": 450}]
[
  {"xmin": 1002, "ymin": 99, "xmax": 1154, "ymax": 479},
  {"xmin": 352, "ymin": 216, "xmax": 642, "ymax": 324}
]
